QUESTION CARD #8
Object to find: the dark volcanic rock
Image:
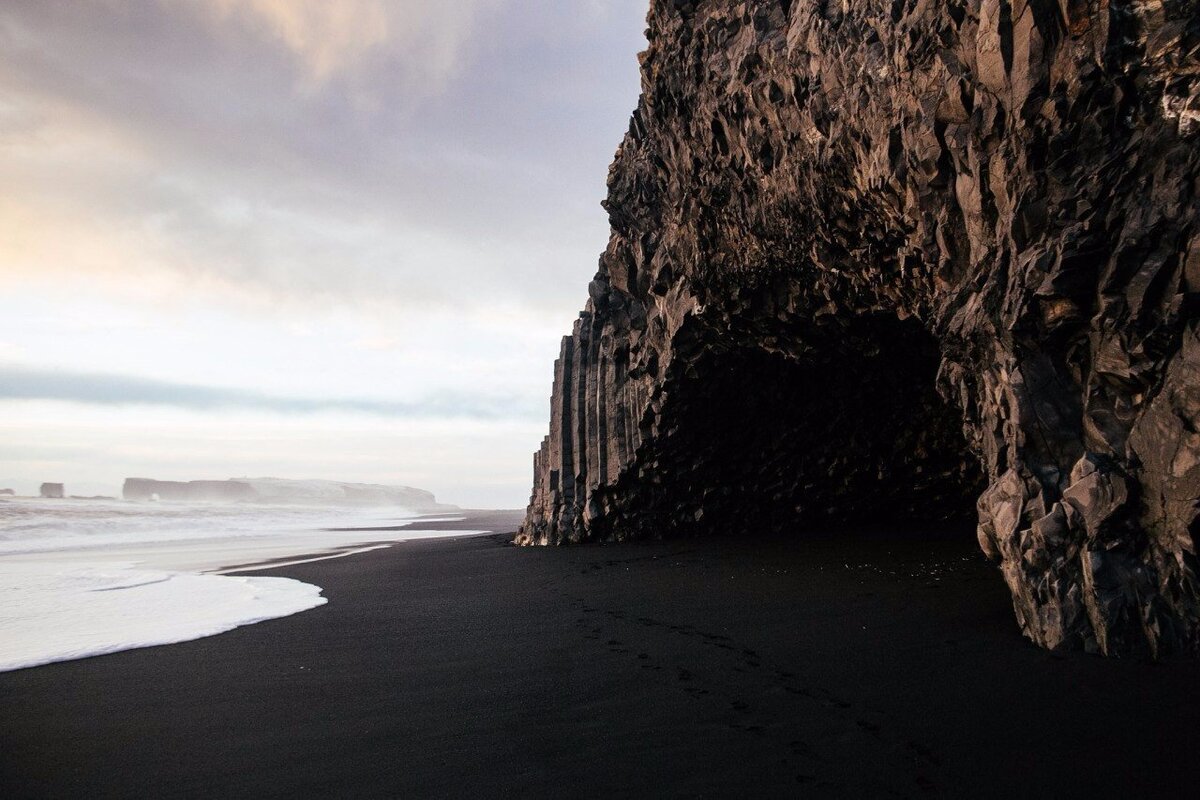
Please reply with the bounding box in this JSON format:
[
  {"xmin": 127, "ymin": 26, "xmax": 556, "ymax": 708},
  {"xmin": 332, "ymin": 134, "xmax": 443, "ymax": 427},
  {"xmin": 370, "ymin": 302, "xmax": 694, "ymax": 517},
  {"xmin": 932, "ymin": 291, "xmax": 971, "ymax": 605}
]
[
  {"xmin": 521, "ymin": 0, "xmax": 1200, "ymax": 656},
  {"xmin": 39, "ymin": 483, "xmax": 64, "ymax": 499}
]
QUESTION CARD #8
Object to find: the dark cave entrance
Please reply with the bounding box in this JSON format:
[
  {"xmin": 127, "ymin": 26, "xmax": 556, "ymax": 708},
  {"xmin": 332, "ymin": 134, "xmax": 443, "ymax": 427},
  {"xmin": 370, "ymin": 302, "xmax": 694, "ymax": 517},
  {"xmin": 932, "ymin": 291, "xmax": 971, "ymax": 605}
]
[{"xmin": 659, "ymin": 314, "xmax": 983, "ymax": 537}]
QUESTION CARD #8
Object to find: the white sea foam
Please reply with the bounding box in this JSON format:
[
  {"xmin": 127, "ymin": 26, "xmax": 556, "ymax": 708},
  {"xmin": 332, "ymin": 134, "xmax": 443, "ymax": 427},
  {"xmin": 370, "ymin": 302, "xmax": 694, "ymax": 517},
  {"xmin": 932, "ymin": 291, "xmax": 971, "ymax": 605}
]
[
  {"xmin": 0, "ymin": 498, "xmax": 481, "ymax": 672},
  {"xmin": 0, "ymin": 560, "xmax": 327, "ymax": 672}
]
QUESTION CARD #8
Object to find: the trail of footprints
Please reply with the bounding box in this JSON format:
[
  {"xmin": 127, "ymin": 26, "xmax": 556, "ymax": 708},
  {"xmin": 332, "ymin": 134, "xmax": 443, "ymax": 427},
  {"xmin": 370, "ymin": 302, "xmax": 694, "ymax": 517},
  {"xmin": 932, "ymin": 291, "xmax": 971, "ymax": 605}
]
[{"xmin": 566, "ymin": 581, "xmax": 941, "ymax": 795}]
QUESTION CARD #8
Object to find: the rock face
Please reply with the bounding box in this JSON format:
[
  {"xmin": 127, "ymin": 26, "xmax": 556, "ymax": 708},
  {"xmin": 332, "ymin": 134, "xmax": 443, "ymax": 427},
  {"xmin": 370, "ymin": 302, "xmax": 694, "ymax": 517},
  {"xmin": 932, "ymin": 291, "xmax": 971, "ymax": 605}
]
[
  {"xmin": 520, "ymin": 0, "xmax": 1200, "ymax": 656},
  {"xmin": 39, "ymin": 483, "xmax": 64, "ymax": 499},
  {"xmin": 123, "ymin": 478, "xmax": 258, "ymax": 503},
  {"xmin": 122, "ymin": 478, "xmax": 455, "ymax": 512}
]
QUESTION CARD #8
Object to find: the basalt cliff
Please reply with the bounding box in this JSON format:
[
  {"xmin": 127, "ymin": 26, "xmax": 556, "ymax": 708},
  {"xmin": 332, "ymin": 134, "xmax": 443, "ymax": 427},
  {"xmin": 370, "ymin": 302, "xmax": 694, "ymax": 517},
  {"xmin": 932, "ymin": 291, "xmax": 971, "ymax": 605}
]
[{"xmin": 519, "ymin": 0, "xmax": 1200, "ymax": 657}]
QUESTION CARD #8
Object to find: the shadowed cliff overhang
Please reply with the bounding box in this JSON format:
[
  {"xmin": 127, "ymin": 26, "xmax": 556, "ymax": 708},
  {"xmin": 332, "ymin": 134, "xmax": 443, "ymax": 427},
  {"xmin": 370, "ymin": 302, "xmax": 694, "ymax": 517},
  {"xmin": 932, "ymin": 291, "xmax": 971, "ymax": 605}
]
[{"xmin": 521, "ymin": 0, "xmax": 1200, "ymax": 658}]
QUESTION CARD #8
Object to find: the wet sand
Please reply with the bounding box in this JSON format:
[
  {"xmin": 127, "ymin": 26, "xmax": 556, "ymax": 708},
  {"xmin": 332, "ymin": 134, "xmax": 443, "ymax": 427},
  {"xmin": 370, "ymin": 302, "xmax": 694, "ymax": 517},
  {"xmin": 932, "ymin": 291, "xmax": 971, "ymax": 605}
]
[{"xmin": 3, "ymin": 512, "xmax": 1199, "ymax": 797}]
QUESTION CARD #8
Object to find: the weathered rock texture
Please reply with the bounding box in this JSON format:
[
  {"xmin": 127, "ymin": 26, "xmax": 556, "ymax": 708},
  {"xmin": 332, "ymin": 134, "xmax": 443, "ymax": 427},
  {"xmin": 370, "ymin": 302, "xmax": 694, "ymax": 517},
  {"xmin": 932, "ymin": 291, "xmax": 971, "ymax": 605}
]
[{"xmin": 520, "ymin": 0, "xmax": 1200, "ymax": 656}]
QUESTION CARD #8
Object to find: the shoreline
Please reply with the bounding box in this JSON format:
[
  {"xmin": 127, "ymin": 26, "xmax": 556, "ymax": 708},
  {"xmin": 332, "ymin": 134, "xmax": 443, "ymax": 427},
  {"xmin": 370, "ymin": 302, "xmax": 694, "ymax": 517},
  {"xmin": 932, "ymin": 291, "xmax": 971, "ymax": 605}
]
[
  {"xmin": 0, "ymin": 509, "xmax": 513, "ymax": 674},
  {"xmin": 4, "ymin": 519, "xmax": 1200, "ymax": 796}
]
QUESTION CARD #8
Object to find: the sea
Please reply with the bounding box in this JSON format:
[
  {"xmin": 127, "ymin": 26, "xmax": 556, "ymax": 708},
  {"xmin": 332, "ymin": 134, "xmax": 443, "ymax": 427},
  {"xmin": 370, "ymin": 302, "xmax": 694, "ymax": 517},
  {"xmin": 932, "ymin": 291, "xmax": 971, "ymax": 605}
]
[{"xmin": 0, "ymin": 498, "xmax": 476, "ymax": 672}]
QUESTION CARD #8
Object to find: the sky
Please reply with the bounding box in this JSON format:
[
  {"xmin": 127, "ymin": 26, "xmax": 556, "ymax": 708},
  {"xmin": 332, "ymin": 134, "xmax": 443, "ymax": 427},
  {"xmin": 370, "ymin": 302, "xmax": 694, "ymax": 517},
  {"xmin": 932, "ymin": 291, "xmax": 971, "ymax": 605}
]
[{"xmin": 0, "ymin": 0, "xmax": 648, "ymax": 508}]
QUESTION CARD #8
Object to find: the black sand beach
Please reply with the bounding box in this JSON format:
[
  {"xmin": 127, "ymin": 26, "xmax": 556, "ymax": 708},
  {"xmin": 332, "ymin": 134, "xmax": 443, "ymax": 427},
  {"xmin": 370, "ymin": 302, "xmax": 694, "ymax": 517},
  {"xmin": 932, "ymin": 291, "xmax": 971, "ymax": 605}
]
[{"xmin": 3, "ymin": 511, "xmax": 1200, "ymax": 798}]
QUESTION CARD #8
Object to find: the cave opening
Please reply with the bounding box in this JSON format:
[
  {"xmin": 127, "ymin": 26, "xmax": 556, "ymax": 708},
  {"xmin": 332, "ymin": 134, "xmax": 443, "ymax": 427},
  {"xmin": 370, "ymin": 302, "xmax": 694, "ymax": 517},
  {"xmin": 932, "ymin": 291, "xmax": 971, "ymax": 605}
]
[{"xmin": 656, "ymin": 314, "xmax": 984, "ymax": 538}]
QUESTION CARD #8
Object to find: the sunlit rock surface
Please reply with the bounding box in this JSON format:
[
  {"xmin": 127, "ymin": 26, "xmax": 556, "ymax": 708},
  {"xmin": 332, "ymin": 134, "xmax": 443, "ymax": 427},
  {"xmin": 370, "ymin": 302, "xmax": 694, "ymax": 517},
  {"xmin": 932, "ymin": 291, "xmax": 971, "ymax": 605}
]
[{"xmin": 521, "ymin": 0, "xmax": 1200, "ymax": 657}]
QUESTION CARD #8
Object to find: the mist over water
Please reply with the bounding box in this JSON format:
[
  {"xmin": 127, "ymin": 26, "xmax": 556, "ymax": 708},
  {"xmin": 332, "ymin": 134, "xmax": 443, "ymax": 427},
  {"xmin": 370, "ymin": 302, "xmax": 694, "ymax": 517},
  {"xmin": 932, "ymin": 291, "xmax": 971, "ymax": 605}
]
[{"xmin": 0, "ymin": 498, "xmax": 415, "ymax": 554}]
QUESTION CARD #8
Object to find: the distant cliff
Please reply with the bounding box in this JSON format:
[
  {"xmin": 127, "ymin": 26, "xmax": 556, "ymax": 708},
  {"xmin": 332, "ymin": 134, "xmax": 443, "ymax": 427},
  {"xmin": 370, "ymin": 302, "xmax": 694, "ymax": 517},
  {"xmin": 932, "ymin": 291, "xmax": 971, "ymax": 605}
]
[
  {"xmin": 123, "ymin": 478, "xmax": 455, "ymax": 512},
  {"xmin": 522, "ymin": 0, "xmax": 1200, "ymax": 657}
]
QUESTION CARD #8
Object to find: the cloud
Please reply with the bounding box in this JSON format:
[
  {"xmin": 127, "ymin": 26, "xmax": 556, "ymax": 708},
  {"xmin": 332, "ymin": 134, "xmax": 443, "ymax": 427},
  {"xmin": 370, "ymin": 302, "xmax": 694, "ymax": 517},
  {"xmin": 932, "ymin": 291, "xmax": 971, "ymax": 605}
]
[
  {"xmin": 173, "ymin": 0, "xmax": 499, "ymax": 90},
  {"xmin": 195, "ymin": 0, "xmax": 394, "ymax": 82},
  {"xmin": 0, "ymin": 0, "xmax": 647, "ymax": 317},
  {"xmin": 0, "ymin": 0, "xmax": 648, "ymax": 503},
  {"xmin": 0, "ymin": 364, "xmax": 541, "ymax": 421}
]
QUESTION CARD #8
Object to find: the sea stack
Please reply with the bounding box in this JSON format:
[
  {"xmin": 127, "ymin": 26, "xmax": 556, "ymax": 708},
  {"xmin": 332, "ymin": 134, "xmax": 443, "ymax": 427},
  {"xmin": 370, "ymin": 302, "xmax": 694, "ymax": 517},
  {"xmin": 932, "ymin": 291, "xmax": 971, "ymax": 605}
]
[
  {"xmin": 39, "ymin": 483, "xmax": 64, "ymax": 499},
  {"xmin": 521, "ymin": 0, "xmax": 1200, "ymax": 657}
]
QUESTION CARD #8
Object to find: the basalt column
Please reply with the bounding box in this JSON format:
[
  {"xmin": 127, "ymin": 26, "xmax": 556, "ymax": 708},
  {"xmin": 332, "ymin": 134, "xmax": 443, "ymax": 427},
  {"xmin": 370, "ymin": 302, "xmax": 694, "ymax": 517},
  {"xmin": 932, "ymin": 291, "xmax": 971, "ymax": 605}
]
[{"xmin": 520, "ymin": 0, "xmax": 1200, "ymax": 657}]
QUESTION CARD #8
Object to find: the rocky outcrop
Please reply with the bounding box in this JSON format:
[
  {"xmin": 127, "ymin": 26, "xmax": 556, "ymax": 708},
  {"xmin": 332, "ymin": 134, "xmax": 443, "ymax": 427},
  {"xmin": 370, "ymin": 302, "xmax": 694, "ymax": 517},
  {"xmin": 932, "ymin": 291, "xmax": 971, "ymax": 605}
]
[
  {"xmin": 521, "ymin": 0, "xmax": 1200, "ymax": 657},
  {"xmin": 39, "ymin": 483, "xmax": 64, "ymax": 499},
  {"xmin": 122, "ymin": 478, "xmax": 455, "ymax": 511},
  {"xmin": 123, "ymin": 478, "xmax": 257, "ymax": 503}
]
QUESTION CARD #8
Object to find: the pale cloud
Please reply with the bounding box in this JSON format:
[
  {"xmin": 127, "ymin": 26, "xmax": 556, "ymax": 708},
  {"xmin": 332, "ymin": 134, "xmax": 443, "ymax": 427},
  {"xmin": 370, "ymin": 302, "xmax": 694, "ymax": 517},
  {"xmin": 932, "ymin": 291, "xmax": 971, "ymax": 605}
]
[
  {"xmin": 353, "ymin": 336, "xmax": 402, "ymax": 351},
  {"xmin": 199, "ymin": 0, "xmax": 392, "ymax": 81},
  {"xmin": 0, "ymin": 364, "xmax": 541, "ymax": 420},
  {"xmin": 0, "ymin": 0, "xmax": 641, "ymax": 316},
  {"xmin": 0, "ymin": 342, "xmax": 26, "ymax": 359},
  {"xmin": 0, "ymin": 0, "xmax": 647, "ymax": 504},
  {"xmin": 173, "ymin": 0, "xmax": 499, "ymax": 90}
]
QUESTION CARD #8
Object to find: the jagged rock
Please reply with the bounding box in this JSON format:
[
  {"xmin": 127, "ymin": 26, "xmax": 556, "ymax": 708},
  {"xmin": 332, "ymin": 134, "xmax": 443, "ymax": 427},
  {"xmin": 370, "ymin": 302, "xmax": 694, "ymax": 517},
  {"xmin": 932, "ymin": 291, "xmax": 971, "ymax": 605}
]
[
  {"xmin": 39, "ymin": 483, "xmax": 64, "ymax": 499},
  {"xmin": 520, "ymin": 0, "xmax": 1200, "ymax": 657}
]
